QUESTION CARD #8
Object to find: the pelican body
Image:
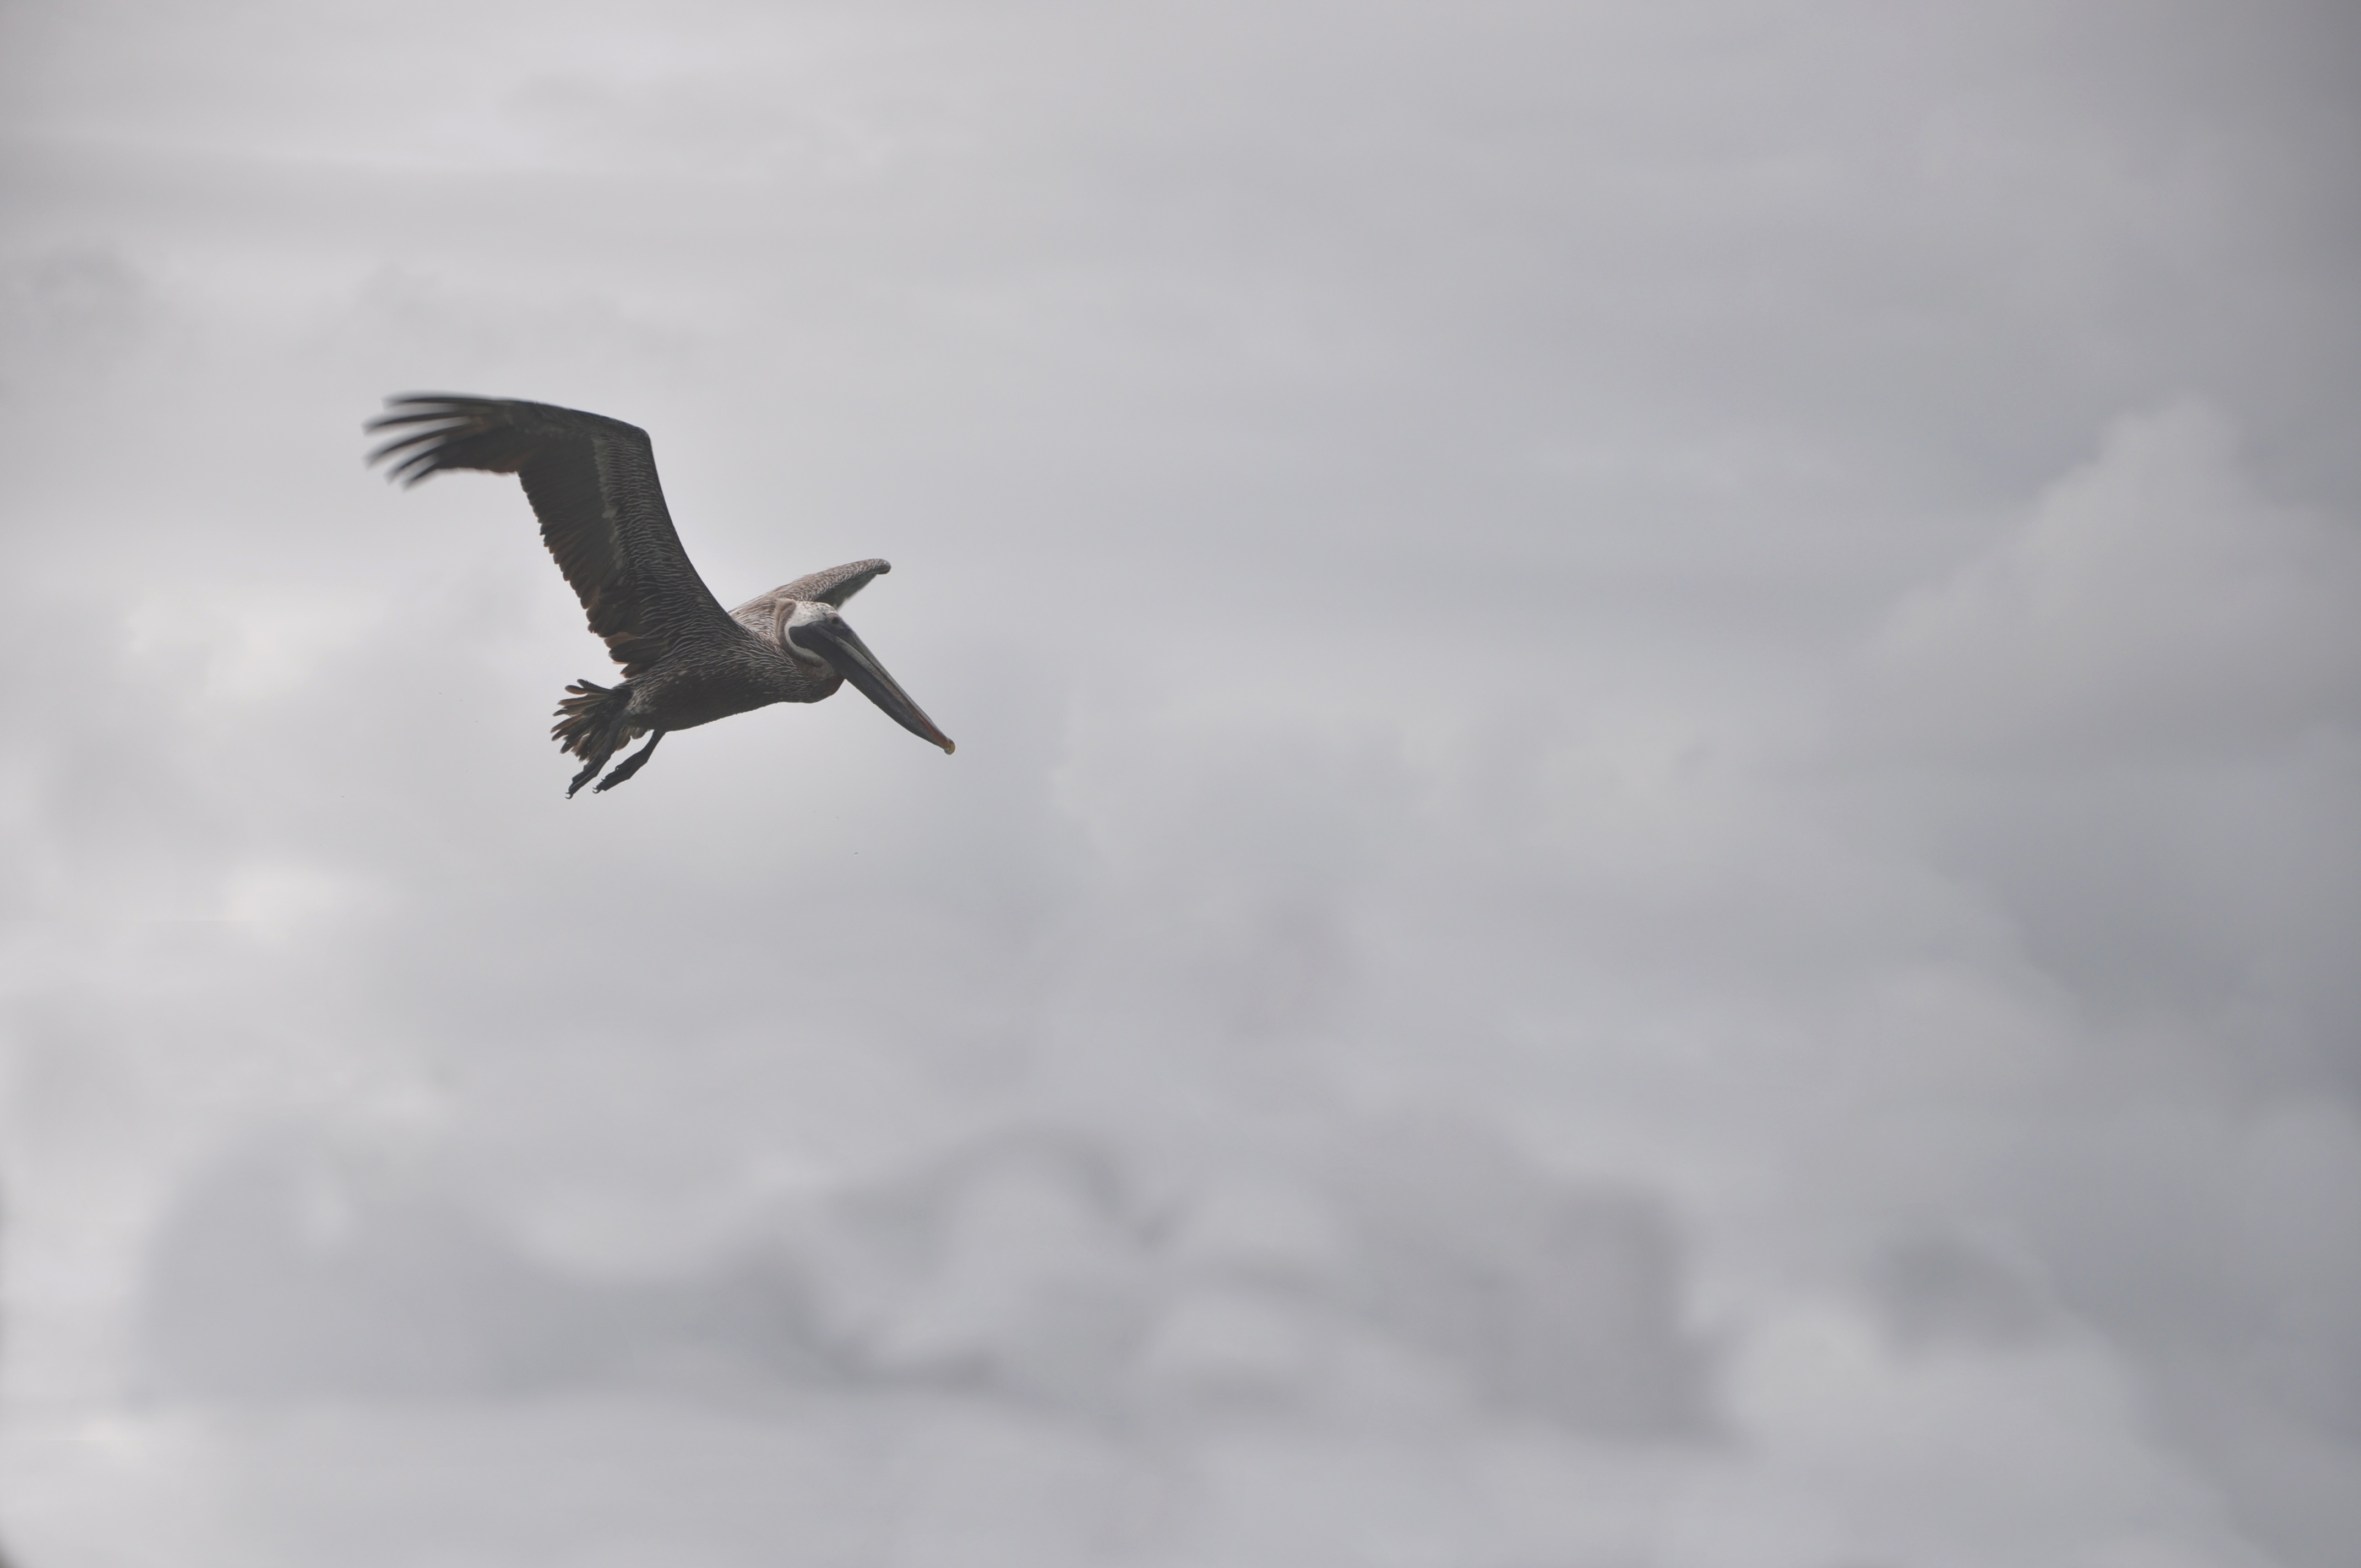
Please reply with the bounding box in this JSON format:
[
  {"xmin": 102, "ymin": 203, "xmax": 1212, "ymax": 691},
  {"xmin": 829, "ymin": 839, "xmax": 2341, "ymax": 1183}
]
[{"xmin": 366, "ymin": 395, "xmax": 953, "ymax": 795}]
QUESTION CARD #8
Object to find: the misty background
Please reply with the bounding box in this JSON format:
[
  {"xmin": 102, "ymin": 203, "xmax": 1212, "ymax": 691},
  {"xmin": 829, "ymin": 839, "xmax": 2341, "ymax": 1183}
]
[{"xmin": 2, "ymin": 1, "xmax": 2358, "ymax": 1564}]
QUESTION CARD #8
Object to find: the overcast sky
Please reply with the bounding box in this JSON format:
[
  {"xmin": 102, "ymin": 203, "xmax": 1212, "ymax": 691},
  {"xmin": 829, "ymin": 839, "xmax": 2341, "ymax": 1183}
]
[{"xmin": 2, "ymin": 2, "xmax": 2358, "ymax": 1565}]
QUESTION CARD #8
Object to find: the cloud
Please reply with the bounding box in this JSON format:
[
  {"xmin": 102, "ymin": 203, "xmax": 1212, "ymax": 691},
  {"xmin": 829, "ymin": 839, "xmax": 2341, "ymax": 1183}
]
[
  {"xmin": 1862, "ymin": 400, "xmax": 2361, "ymax": 765},
  {"xmin": 3, "ymin": 1, "xmax": 2360, "ymax": 1564},
  {"xmin": 140, "ymin": 1120, "xmax": 1716, "ymax": 1438}
]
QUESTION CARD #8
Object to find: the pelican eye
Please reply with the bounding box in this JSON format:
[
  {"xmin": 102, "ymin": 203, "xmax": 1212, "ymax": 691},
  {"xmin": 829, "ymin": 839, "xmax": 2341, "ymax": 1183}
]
[{"xmin": 784, "ymin": 611, "xmax": 836, "ymax": 662}]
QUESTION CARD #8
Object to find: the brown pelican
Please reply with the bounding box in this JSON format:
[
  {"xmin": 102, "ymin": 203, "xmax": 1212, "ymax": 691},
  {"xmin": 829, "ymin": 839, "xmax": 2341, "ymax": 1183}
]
[{"xmin": 366, "ymin": 395, "xmax": 954, "ymax": 796}]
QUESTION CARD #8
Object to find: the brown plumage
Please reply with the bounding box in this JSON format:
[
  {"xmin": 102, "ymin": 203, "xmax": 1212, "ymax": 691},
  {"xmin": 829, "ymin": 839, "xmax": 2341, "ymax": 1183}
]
[{"xmin": 367, "ymin": 395, "xmax": 954, "ymax": 796}]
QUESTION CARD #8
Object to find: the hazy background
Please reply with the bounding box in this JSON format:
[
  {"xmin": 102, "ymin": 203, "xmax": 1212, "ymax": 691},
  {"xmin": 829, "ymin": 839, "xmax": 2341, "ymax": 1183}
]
[{"xmin": 3, "ymin": 2, "xmax": 2358, "ymax": 1564}]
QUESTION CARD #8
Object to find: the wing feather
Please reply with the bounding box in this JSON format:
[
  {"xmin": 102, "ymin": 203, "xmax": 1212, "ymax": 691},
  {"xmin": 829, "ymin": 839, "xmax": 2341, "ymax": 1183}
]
[
  {"xmin": 728, "ymin": 558, "xmax": 893, "ymax": 637},
  {"xmin": 773, "ymin": 559, "xmax": 891, "ymax": 607},
  {"xmin": 366, "ymin": 395, "xmax": 736, "ymax": 676}
]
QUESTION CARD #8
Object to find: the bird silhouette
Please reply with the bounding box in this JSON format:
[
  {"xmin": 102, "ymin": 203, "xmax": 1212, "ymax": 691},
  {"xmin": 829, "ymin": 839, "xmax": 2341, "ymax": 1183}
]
[{"xmin": 367, "ymin": 395, "xmax": 953, "ymax": 796}]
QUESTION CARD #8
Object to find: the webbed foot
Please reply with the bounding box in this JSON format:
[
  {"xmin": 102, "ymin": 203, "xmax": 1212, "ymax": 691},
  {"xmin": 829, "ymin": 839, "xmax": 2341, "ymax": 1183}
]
[{"xmin": 591, "ymin": 730, "xmax": 665, "ymax": 793}]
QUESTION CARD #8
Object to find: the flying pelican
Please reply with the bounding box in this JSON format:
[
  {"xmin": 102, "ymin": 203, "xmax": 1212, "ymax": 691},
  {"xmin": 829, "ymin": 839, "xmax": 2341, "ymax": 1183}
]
[{"xmin": 366, "ymin": 395, "xmax": 954, "ymax": 796}]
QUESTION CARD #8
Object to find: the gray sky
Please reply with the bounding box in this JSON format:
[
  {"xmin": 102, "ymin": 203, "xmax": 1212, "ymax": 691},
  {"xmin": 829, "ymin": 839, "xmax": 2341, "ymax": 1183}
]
[{"xmin": 2, "ymin": 2, "xmax": 2357, "ymax": 1564}]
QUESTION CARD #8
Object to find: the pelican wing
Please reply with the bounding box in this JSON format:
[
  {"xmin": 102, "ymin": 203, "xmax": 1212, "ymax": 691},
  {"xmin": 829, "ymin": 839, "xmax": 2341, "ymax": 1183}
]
[
  {"xmin": 367, "ymin": 395, "xmax": 736, "ymax": 676},
  {"xmin": 776, "ymin": 559, "xmax": 891, "ymax": 606},
  {"xmin": 730, "ymin": 559, "xmax": 891, "ymax": 636}
]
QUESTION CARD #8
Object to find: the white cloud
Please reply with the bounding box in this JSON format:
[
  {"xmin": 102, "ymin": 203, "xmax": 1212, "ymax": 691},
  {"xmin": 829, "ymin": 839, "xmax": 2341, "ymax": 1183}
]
[
  {"xmin": 4, "ymin": 1, "xmax": 2359, "ymax": 1564},
  {"xmin": 1864, "ymin": 400, "xmax": 2361, "ymax": 764}
]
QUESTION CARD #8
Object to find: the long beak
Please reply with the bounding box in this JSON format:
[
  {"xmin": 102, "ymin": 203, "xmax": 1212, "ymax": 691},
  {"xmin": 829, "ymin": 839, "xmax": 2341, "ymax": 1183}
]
[{"xmin": 802, "ymin": 619, "xmax": 956, "ymax": 754}]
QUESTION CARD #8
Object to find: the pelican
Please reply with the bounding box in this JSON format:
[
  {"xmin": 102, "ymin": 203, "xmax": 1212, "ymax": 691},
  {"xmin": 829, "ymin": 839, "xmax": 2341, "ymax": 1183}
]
[{"xmin": 366, "ymin": 395, "xmax": 954, "ymax": 796}]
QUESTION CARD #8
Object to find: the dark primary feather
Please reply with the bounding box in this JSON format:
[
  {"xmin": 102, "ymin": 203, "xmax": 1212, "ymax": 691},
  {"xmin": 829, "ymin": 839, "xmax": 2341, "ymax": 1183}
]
[{"xmin": 366, "ymin": 395, "xmax": 737, "ymax": 676}]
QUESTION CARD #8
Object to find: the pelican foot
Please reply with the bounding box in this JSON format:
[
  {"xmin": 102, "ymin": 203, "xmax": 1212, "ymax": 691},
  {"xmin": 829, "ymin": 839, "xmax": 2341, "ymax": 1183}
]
[
  {"xmin": 565, "ymin": 753, "xmax": 607, "ymax": 798},
  {"xmin": 591, "ymin": 730, "xmax": 665, "ymax": 793}
]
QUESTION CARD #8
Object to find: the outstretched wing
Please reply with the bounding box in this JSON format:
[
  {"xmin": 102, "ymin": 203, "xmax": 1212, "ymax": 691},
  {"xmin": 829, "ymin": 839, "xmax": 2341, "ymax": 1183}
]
[
  {"xmin": 729, "ymin": 559, "xmax": 891, "ymax": 636},
  {"xmin": 367, "ymin": 395, "xmax": 737, "ymax": 676}
]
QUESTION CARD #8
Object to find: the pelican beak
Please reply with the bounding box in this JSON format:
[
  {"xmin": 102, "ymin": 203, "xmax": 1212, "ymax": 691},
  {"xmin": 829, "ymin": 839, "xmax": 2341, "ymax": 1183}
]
[{"xmin": 800, "ymin": 618, "xmax": 956, "ymax": 754}]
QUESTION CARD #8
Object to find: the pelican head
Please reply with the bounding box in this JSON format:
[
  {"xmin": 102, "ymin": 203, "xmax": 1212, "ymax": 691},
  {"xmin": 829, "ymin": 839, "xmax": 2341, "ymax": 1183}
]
[{"xmin": 782, "ymin": 601, "xmax": 955, "ymax": 754}]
